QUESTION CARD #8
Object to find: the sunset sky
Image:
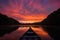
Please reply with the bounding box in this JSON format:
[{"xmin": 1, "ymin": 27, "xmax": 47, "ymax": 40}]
[{"xmin": 0, "ymin": 0, "xmax": 60, "ymax": 23}]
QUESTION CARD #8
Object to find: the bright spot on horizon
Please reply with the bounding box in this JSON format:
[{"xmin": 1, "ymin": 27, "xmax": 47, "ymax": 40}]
[
  {"xmin": 18, "ymin": 17, "xmax": 46, "ymax": 23},
  {"xmin": 19, "ymin": 21, "xmax": 40, "ymax": 23},
  {"xmin": 18, "ymin": 14, "xmax": 47, "ymax": 23}
]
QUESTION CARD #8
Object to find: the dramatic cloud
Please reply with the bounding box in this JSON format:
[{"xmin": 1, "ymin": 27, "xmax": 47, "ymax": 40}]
[{"xmin": 0, "ymin": 0, "xmax": 60, "ymax": 23}]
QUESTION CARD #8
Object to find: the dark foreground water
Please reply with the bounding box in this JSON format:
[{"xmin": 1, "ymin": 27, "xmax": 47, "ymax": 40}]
[{"xmin": 0, "ymin": 25, "xmax": 60, "ymax": 40}]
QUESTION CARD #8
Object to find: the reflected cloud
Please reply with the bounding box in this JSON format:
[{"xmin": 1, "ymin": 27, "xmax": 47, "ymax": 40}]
[
  {"xmin": 0, "ymin": 27, "xmax": 29, "ymax": 40},
  {"xmin": 31, "ymin": 27, "xmax": 53, "ymax": 40}
]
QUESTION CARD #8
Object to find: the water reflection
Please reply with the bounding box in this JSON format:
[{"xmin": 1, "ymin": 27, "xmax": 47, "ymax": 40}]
[
  {"xmin": 0, "ymin": 27, "xmax": 29, "ymax": 40},
  {"xmin": 0, "ymin": 25, "xmax": 59, "ymax": 40},
  {"xmin": 31, "ymin": 26, "xmax": 53, "ymax": 40},
  {"xmin": 42, "ymin": 25, "xmax": 60, "ymax": 40}
]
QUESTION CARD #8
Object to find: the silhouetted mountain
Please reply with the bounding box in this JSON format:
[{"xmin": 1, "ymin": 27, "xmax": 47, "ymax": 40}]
[
  {"xmin": 40, "ymin": 8, "xmax": 60, "ymax": 25},
  {"xmin": 31, "ymin": 8, "xmax": 60, "ymax": 40},
  {"xmin": 0, "ymin": 13, "xmax": 20, "ymax": 25},
  {"xmin": 39, "ymin": 9, "xmax": 60, "ymax": 40},
  {"xmin": 0, "ymin": 13, "xmax": 20, "ymax": 37}
]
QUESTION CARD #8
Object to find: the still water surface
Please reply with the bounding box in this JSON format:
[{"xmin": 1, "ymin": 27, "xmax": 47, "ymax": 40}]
[{"xmin": 0, "ymin": 25, "xmax": 59, "ymax": 40}]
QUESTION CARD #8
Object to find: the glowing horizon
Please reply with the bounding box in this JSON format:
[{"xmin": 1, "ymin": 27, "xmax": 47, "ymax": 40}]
[
  {"xmin": 19, "ymin": 21, "xmax": 41, "ymax": 23},
  {"xmin": 0, "ymin": 0, "xmax": 60, "ymax": 23}
]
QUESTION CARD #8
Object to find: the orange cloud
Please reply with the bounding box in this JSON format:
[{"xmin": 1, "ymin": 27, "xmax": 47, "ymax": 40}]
[{"xmin": 0, "ymin": 0, "xmax": 59, "ymax": 23}]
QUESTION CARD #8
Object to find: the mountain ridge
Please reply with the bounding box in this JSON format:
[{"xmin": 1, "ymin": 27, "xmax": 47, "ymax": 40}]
[
  {"xmin": 34, "ymin": 8, "xmax": 60, "ymax": 25},
  {"xmin": 41, "ymin": 8, "xmax": 60, "ymax": 25},
  {"xmin": 0, "ymin": 13, "xmax": 20, "ymax": 37}
]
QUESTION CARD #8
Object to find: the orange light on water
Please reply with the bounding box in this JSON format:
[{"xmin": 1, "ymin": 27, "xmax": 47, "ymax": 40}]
[
  {"xmin": 31, "ymin": 27, "xmax": 53, "ymax": 40},
  {"xmin": 31, "ymin": 27, "xmax": 48, "ymax": 36}
]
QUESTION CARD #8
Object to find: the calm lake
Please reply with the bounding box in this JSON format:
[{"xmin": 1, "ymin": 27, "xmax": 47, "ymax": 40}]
[{"xmin": 0, "ymin": 25, "xmax": 60, "ymax": 40}]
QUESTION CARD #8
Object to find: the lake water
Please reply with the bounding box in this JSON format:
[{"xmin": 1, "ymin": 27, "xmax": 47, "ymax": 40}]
[{"xmin": 0, "ymin": 25, "xmax": 60, "ymax": 40}]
